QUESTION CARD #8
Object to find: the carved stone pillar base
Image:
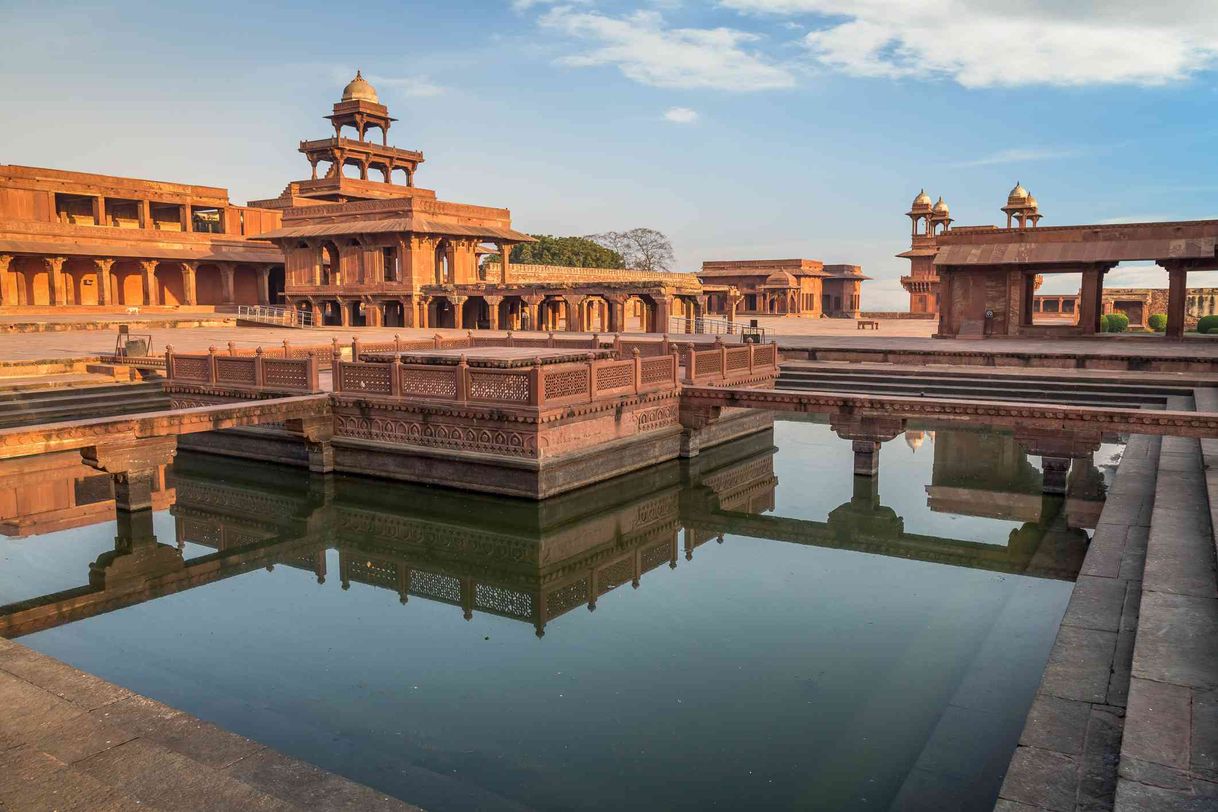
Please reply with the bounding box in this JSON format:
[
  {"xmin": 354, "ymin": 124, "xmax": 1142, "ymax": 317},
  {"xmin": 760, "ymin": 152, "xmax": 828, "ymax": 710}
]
[{"xmin": 112, "ymin": 469, "xmax": 156, "ymax": 512}]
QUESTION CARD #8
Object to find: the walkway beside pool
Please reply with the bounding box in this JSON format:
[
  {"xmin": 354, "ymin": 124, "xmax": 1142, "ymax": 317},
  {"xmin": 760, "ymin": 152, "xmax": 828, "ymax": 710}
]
[{"xmin": 0, "ymin": 635, "xmax": 416, "ymax": 811}]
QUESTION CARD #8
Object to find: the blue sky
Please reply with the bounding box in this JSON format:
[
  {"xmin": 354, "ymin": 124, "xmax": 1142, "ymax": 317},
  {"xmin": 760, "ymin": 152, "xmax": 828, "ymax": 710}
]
[{"xmin": 3, "ymin": 0, "xmax": 1217, "ymax": 307}]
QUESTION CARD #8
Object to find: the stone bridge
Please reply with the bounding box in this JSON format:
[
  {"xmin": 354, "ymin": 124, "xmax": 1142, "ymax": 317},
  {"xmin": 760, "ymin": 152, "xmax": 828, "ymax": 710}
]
[{"xmin": 0, "ymin": 395, "xmax": 330, "ymax": 509}]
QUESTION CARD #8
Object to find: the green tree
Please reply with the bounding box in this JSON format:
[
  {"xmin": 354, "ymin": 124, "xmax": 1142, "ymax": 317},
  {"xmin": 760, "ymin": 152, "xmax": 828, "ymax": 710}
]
[{"xmin": 491, "ymin": 235, "xmax": 625, "ymax": 268}]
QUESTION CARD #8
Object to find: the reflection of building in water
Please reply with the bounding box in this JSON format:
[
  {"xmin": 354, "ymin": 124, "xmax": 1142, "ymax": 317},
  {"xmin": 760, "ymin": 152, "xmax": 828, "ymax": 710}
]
[
  {"xmin": 0, "ymin": 426, "xmax": 1103, "ymax": 639},
  {"xmin": 903, "ymin": 430, "xmax": 934, "ymax": 454},
  {"xmin": 926, "ymin": 428, "xmax": 1106, "ymax": 529},
  {"xmin": 0, "ymin": 452, "xmax": 172, "ymax": 537}
]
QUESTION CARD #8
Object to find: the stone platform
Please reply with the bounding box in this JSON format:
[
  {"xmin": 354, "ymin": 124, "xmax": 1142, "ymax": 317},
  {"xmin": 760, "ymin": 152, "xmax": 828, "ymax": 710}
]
[
  {"xmin": 0, "ymin": 636, "xmax": 415, "ymax": 811},
  {"xmin": 778, "ymin": 334, "xmax": 1218, "ymax": 373},
  {"xmin": 165, "ymin": 335, "xmax": 782, "ymax": 498}
]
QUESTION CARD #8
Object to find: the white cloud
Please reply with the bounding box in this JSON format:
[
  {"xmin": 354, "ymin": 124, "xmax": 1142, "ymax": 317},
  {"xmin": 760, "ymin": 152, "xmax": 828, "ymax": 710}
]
[
  {"xmin": 512, "ymin": 0, "xmax": 589, "ymax": 10},
  {"xmin": 539, "ymin": 9, "xmax": 795, "ymax": 91},
  {"xmin": 369, "ymin": 74, "xmax": 445, "ymax": 98},
  {"xmin": 663, "ymin": 106, "xmax": 700, "ymax": 123},
  {"xmin": 953, "ymin": 146, "xmax": 1080, "ymax": 167},
  {"xmin": 721, "ymin": 0, "xmax": 1218, "ymax": 87}
]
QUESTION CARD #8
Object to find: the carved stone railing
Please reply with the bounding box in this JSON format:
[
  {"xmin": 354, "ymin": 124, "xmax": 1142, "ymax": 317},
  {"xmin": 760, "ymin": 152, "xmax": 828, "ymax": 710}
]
[
  {"xmin": 334, "ymin": 351, "xmax": 679, "ymax": 408},
  {"xmin": 679, "ymin": 338, "xmax": 778, "ymax": 386},
  {"xmin": 165, "ymin": 346, "xmax": 320, "ymax": 393}
]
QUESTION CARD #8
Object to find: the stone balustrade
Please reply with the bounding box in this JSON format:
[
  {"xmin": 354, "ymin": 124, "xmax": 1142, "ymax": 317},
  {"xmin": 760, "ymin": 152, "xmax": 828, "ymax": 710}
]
[
  {"xmin": 165, "ymin": 345, "xmax": 320, "ymax": 392},
  {"xmin": 334, "ymin": 351, "xmax": 680, "ymax": 408}
]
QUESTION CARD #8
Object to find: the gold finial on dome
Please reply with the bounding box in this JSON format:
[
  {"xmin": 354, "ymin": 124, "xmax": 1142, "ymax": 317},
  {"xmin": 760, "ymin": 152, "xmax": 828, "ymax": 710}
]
[{"xmin": 341, "ymin": 70, "xmax": 379, "ymax": 104}]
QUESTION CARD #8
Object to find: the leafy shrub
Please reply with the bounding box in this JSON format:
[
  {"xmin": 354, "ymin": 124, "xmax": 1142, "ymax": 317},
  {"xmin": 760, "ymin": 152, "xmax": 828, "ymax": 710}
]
[
  {"xmin": 1198, "ymin": 315, "xmax": 1218, "ymax": 335},
  {"xmin": 1098, "ymin": 314, "xmax": 1110, "ymax": 333},
  {"xmin": 1147, "ymin": 314, "xmax": 1167, "ymax": 332},
  {"xmin": 1106, "ymin": 313, "xmax": 1130, "ymax": 333}
]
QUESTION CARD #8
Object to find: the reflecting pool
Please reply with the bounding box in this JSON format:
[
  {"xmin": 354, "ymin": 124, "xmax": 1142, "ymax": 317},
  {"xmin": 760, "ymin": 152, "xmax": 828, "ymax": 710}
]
[{"xmin": 0, "ymin": 420, "xmax": 1117, "ymax": 811}]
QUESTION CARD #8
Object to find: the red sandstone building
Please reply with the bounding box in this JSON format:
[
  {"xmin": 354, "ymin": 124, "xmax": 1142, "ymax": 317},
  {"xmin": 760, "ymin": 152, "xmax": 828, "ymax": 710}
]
[
  {"xmin": 0, "ymin": 73, "xmax": 867, "ymax": 329},
  {"xmin": 898, "ymin": 183, "xmax": 1218, "ymax": 338},
  {"xmin": 898, "ymin": 184, "xmax": 1218, "ymax": 334},
  {"xmin": 0, "ymin": 167, "xmax": 284, "ymax": 309},
  {"xmin": 698, "ymin": 259, "xmax": 867, "ymax": 320}
]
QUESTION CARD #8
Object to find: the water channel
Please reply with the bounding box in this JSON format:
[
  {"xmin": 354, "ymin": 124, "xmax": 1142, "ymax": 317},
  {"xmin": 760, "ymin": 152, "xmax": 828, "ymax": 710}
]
[{"xmin": 0, "ymin": 419, "xmax": 1121, "ymax": 811}]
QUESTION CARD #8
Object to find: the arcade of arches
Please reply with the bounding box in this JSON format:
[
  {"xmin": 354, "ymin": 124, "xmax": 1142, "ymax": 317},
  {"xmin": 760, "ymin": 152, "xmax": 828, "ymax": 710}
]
[{"xmin": 0, "ymin": 255, "xmax": 281, "ymax": 308}]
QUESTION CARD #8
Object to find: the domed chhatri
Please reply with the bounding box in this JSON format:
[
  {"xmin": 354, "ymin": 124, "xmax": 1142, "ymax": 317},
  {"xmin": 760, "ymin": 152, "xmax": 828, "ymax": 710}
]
[
  {"xmin": 1026, "ymin": 195, "xmax": 1039, "ymax": 211},
  {"xmin": 1007, "ymin": 181, "xmax": 1030, "ymax": 206},
  {"xmin": 911, "ymin": 189, "xmax": 933, "ymax": 211},
  {"xmin": 932, "ymin": 196, "xmax": 950, "ymax": 215},
  {"xmin": 341, "ymin": 70, "xmax": 379, "ymax": 104}
]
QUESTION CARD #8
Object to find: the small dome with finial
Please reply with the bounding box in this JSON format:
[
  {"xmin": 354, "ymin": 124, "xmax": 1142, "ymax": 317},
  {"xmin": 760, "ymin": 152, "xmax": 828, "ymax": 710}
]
[
  {"xmin": 1026, "ymin": 194, "xmax": 1039, "ymax": 211},
  {"xmin": 341, "ymin": 70, "xmax": 379, "ymax": 104},
  {"xmin": 911, "ymin": 189, "xmax": 933, "ymax": 211},
  {"xmin": 932, "ymin": 196, "xmax": 950, "ymax": 215},
  {"xmin": 1007, "ymin": 181, "xmax": 1030, "ymax": 206}
]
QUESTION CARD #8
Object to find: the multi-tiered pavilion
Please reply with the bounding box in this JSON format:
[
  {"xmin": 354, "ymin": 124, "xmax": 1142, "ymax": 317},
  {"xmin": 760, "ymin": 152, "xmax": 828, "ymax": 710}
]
[{"xmin": 251, "ymin": 74, "xmax": 710, "ymax": 331}]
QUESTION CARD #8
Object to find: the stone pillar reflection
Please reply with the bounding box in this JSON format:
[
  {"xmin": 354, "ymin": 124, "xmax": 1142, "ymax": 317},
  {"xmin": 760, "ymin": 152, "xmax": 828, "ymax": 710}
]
[{"xmin": 1040, "ymin": 457, "xmax": 1072, "ymax": 495}]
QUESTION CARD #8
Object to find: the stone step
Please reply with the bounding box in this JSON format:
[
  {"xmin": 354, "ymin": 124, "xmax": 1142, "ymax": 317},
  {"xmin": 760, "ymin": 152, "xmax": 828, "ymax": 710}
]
[
  {"xmin": 777, "ymin": 366, "xmax": 1192, "ymax": 397},
  {"xmin": 0, "ymin": 399, "xmax": 173, "ymax": 429},
  {"xmin": 1113, "ymin": 390, "xmax": 1218, "ymax": 809},
  {"xmin": 996, "ymin": 432, "xmax": 1159, "ymax": 810},
  {"xmin": 774, "ymin": 376, "xmax": 1163, "ymax": 407},
  {"xmin": 0, "ymin": 372, "xmax": 127, "ymax": 394},
  {"xmin": 0, "ymin": 382, "xmax": 164, "ymax": 410}
]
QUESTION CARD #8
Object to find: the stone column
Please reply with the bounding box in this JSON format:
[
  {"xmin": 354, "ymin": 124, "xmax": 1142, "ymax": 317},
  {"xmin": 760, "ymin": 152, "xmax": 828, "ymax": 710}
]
[
  {"xmin": 1078, "ymin": 266, "xmax": 1104, "ymax": 334},
  {"xmin": 339, "ymin": 299, "xmax": 351, "ymax": 327},
  {"xmin": 80, "ymin": 437, "xmax": 178, "ymax": 512},
  {"xmin": 499, "ymin": 242, "xmax": 511, "ymax": 285},
  {"xmin": 257, "ymin": 265, "xmax": 271, "ymax": 306},
  {"xmin": 451, "ymin": 296, "xmax": 467, "ymax": 329},
  {"xmin": 180, "ymin": 201, "xmax": 192, "ymax": 232},
  {"xmin": 523, "ymin": 295, "xmax": 542, "ymax": 332},
  {"xmin": 1165, "ymin": 262, "xmax": 1189, "ymax": 339},
  {"xmin": 180, "ymin": 261, "xmax": 197, "ymax": 306},
  {"xmin": 94, "ymin": 258, "xmax": 114, "ymax": 306},
  {"xmin": 485, "ymin": 295, "xmax": 502, "ymax": 330},
  {"xmin": 139, "ymin": 260, "xmax": 159, "ymax": 306},
  {"xmin": 46, "ymin": 256, "xmax": 67, "ymax": 306},
  {"xmin": 830, "ymin": 415, "xmax": 905, "ymax": 479},
  {"xmin": 652, "ymin": 295, "xmax": 673, "ymax": 334},
  {"xmin": 0, "ymin": 254, "xmax": 10, "ymax": 307},
  {"xmin": 564, "ymin": 295, "xmax": 585, "ymax": 331},
  {"xmin": 218, "ymin": 262, "xmax": 236, "ymax": 305},
  {"xmin": 288, "ymin": 416, "xmax": 335, "ymax": 474},
  {"xmin": 727, "ymin": 289, "xmax": 742, "ymax": 324},
  {"xmin": 606, "ymin": 296, "xmax": 626, "ymax": 333}
]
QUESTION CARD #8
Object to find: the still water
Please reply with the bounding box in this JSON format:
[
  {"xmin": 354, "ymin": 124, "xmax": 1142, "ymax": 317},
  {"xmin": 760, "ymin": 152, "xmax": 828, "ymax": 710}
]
[{"xmin": 0, "ymin": 419, "xmax": 1117, "ymax": 811}]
